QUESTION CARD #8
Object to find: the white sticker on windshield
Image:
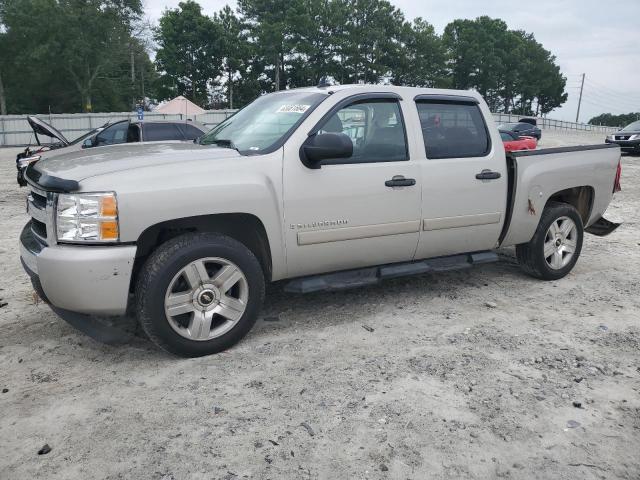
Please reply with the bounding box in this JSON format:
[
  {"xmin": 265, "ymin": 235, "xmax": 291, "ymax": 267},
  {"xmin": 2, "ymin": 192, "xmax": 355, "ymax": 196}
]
[{"xmin": 277, "ymin": 104, "xmax": 310, "ymax": 114}]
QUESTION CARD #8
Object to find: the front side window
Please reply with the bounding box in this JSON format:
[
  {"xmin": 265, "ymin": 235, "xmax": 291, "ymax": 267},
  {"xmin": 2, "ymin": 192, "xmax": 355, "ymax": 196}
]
[
  {"xmin": 417, "ymin": 102, "xmax": 490, "ymax": 159},
  {"xmin": 94, "ymin": 121, "xmax": 129, "ymax": 147},
  {"xmin": 199, "ymin": 91, "xmax": 327, "ymax": 154},
  {"xmin": 315, "ymin": 100, "xmax": 408, "ymax": 163}
]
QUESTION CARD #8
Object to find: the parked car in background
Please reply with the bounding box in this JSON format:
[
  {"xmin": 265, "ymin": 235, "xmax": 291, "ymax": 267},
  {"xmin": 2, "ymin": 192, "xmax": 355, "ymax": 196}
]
[
  {"xmin": 16, "ymin": 118, "xmax": 207, "ymax": 186},
  {"xmin": 19, "ymin": 84, "xmax": 622, "ymax": 357},
  {"xmin": 500, "ymin": 130, "xmax": 537, "ymax": 152},
  {"xmin": 605, "ymin": 120, "xmax": 640, "ymax": 154},
  {"xmin": 499, "ymin": 121, "xmax": 542, "ymax": 140}
]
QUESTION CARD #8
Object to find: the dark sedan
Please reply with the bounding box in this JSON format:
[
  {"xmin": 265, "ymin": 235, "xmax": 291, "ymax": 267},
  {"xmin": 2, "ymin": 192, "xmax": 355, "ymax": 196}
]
[
  {"xmin": 499, "ymin": 121, "xmax": 542, "ymax": 140},
  {"xmin": 605, "ymin": 120, "xmax": 640, "ymax": 155}
]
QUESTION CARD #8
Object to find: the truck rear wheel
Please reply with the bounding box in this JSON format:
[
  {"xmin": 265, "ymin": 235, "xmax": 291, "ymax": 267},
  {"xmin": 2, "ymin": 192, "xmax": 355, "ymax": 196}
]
[
  {"xmin": 516, "ymin": 202, "xmax": 584, "ymax": 280},
  {"xmin": 135, "ymin": 233, "xmax": 265, "ymax": 357}
]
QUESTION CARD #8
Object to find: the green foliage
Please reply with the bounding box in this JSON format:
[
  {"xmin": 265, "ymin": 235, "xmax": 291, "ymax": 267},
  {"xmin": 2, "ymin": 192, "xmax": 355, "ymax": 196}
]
[
  {"xmin": 588, "ymin": 112, "xmax": 640, "ymax": 128},
  {"xmin": 2, "ymin": 0, "xmax": 571, "ymax": 115},
  {"xmin": 443, "ymin": 16, "xmax": 567, "ymax": 115},
  {"xmin": 154, "ymin": 0, "xmax": 222, "ymax": 107},
  {"xmin": 0, "ymin": 0, "xmax": 154, "ymax": 113}
]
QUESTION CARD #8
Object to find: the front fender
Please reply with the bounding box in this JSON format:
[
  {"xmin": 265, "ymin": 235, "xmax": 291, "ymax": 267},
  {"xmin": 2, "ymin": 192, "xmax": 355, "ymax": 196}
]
[{"xmin": 79, "ymin": 150, "xmax": 287, "ymax": 280}]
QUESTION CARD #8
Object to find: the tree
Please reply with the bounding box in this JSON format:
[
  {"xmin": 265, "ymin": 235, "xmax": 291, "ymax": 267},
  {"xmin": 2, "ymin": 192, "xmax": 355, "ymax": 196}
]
[
  {"xmin": 155, "ymin": 1, "xmax": 222, "ymax": 107},
  {"xmin": 443, "ymin": 16, "xmax": 567, "ymax": 115},
  {"xmin": 391, "ymin": 17, "xmax": 448, "ymax": 88},
  {"xmin": 214, "ymin": 5, "xmax": 253, "ymax": 109},
  {"xmin": 0, "ymin": 0, "xmax": 150, "ymax": 113},
  {"xmin": 589, "ymin": 112, "xmax": 640, "ymax": 127}
]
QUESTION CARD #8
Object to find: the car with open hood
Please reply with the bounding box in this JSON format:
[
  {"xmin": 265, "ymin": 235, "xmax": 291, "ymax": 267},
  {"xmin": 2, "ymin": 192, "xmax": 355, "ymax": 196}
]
[{"xmin": 15, "ymin": 117, "xmax": 207, "ymax": 186}]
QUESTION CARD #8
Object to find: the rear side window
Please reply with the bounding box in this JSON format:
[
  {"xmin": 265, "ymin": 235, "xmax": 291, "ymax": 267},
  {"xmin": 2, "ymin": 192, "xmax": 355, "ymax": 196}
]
[
  {"xmin": 500, "ymin": 131, "xmax": 513, "ymax": 141},
  {"xmin": 416, "ymin": 102, "xmax": 490, "ymax": 159},
  {"xmin": 143, "ymin": 123, "xmax": 185, "ymax": 142}
]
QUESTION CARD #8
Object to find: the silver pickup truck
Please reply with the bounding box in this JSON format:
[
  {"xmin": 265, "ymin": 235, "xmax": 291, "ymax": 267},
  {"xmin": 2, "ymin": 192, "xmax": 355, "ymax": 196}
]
[{"xmin": 19, "ymin": 85, "xmax": 622, "ymax": 357}]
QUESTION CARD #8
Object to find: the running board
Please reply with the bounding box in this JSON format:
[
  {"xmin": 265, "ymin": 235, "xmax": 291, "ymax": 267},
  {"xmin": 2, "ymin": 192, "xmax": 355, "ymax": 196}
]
[{"xmin": 283, "ymin": 251, "xmax": 499, "ymax": 293}]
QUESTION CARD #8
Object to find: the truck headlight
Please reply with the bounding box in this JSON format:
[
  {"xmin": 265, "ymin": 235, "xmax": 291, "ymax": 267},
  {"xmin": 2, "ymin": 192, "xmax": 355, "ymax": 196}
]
[
  {"xmin": 630, "ymin": 134, "xmax": 640, "ymax": 141},
  {"xmin": 18, "ymin": 155, "xmax": 41, "ymax": 169},
  {"xmin": 56, "ymin": 192, "xmax": 119, "ymax": 242}
]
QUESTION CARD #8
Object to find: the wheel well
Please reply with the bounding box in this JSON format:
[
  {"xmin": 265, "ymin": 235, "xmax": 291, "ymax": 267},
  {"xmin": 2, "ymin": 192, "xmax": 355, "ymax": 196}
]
[
  {"xmin": 133, "ymin": 214, "xmax": 273, "ymax": 285},
  {"xmin": 545, "ymin": 186, "xmax": 594, "ymax": 225}
]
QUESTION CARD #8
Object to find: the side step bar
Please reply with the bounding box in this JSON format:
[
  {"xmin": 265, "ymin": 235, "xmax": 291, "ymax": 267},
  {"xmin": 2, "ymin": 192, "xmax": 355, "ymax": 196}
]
[
  {"xmin": 585, "ymin": 216, "xmax": 621, "ymax": 237},
  {"xmin": 284, "ymin": 251, "xmax": 499, "ymax": 294}
]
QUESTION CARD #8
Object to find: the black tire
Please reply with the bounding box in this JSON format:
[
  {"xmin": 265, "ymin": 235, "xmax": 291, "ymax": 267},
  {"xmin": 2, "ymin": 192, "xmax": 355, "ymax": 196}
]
[
  {"xmin": 516, "ymin": 202, "xmax": 584, "ymax": 280},
  {"xmin": 135, "ymin": 232, "xmax": 265, "ymax": 357}
]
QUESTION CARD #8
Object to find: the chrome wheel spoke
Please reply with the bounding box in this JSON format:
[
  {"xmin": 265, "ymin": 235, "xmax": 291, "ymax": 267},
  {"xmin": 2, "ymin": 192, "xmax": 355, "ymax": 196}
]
[
  {"xmin": 551, "ymin": 251, "xmax": 563, "ymax": 269},
  {"xmin": 184, "ymin": 260, "xmax": 210, "ymax": 288},
  {"xmin": 188, "ymin": 310, "xmax": 214, "ymax": 340},
  {"xmin": 165, "ymin": 292, "xmax": 195, "ymax": 316},
  {"xmin": 548, "ymin": 221, "xmax": 560, "ymax": 237},
  {"xmin": 216, "ymin": 295, "xmax": 245, "ymax": 322},
  {"xmin": 560, "ymin": 219, "xmax": 575, "ymax": 237},
  {"xmin": 562, "ymin": 241, "xmax": 576, "ymax": 254},
  {"xmin": 212, "ymin": 265, "xmax": 243, "ymax": 293},
  {"xmin": 543, "ymin": 240, "xmax": 556, "ymax": 259}
]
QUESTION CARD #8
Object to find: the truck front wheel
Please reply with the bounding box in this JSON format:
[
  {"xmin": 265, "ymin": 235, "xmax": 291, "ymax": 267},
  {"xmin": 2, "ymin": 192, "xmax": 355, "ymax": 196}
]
[
  {"xmin": 516, "ymin": 202, "xmax": 584, "ymax": 280},
  {"xmin": 135, "ymin": 233, "xmax": 265, "ymax": 357}
]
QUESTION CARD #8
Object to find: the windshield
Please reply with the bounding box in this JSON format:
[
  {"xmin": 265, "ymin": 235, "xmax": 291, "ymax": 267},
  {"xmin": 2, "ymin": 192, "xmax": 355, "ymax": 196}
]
[
  {"xmin": 621, "ymin": 120, "xmax": 640, "ymax": 131},
  {"xmin": 69, "ymin": 128, "xmax": 100, "ymax": 145},
  {"xmin": 199, "ymin": 91, "xmax": 327, "ymax": 154}
]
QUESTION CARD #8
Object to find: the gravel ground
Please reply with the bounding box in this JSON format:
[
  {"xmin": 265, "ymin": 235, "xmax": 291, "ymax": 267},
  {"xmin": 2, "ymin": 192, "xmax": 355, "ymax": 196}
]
[{"xmin": 0, "ymin": 130, "xmax": 638, "ymax": 480}]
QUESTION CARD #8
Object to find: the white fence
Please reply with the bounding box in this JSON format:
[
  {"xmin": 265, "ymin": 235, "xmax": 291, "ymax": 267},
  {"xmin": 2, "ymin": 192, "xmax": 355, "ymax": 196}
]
[
  {"xmin": 0, "ymin": 109, "xmax": 618, "ymax": 147},
  {"xmin": 492, "ymin": 113, "xmax": 618, "ymax": 134},
  {"xmin": 0, "ymin": 110, "xmax": 237, "ymax": 147}
]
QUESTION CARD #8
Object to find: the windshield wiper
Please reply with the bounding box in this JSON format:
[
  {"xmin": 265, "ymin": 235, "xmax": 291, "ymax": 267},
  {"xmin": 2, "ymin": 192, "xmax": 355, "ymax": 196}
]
[{"xmin": 209, "ymin": 138, "xmax": 240, "ymax": 152}]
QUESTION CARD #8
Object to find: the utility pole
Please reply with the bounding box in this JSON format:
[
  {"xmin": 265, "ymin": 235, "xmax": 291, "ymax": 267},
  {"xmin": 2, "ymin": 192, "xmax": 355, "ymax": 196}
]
[
  {"xmin": 131, "ymin": 48, "xmax": 135, "ymax": 110},
  {"xmin": 576, "ymin": 73, "xmax": 585, "ymax": 123}
]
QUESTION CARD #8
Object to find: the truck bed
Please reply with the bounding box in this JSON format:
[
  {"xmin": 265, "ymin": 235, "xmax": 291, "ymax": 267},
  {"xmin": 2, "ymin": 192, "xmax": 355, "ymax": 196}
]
[{"xmin": 499, "ymin": 143, "xmax": 620, "ymax": 247}]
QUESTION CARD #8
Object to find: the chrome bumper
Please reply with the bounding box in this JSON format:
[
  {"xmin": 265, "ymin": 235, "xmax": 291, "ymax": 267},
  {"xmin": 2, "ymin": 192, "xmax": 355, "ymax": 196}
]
[{"xmin": 19, "ymin": 223, "xmax": 137, "ymax": 315}]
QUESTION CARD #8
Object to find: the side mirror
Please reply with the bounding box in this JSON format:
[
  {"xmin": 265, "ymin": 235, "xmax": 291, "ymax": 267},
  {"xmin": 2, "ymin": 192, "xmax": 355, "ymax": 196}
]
[
  {"xmin": 82, "ymin": 137, "xmax": 95, "ymax": 148},
  {"xmin": 300, "ymin": 132, "xmax": 353, "ymax": 169}
]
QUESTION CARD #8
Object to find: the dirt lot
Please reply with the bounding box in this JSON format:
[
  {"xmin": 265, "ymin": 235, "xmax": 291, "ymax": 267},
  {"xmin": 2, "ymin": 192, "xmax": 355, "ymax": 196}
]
[{"xmin": 0, "ymin": 130, "xmax": 638, "ymax": 480}]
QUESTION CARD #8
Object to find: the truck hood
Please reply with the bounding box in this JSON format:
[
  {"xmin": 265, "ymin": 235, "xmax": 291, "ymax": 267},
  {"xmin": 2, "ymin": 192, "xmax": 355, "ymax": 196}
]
[
  {"xmin": 33, "ymin": 142, "xmax": 242, "ymax": 182},
  {"xmin": 28, "ymin": 116, "xmax": 69, "ymax": 146}
]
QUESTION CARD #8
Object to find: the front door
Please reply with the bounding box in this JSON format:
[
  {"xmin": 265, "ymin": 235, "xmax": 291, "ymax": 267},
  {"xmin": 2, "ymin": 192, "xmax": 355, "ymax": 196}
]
[
  {"xmin": 283, "ymin": 95, "xmax": 422, "ymax": 278},
  {"xmin": 412, "ymin": 97, "xmax": 508, "ymax": 259}
]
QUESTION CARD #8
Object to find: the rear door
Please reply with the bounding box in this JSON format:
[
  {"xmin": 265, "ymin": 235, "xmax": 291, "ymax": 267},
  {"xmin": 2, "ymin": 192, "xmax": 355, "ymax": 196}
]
[
  {"xmin": 412, "ymin": 96, "xmax": 507, "ymax": 259},
  {"xmin": 282, "ymin": 93, "xmax": 422, "ymax": 278}
]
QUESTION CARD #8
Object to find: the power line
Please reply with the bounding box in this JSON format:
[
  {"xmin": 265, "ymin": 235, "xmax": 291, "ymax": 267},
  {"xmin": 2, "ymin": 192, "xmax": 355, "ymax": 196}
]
[{"xmin": 582, "ymin": 78, "xmax": 640, "ymax": 103}]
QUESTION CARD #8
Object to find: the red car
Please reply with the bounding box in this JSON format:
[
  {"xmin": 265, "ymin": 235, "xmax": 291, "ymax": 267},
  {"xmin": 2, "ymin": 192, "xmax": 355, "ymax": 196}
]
[{"xmin": 500, "ymin": 130, "xmax": 537, "ymax": 152}]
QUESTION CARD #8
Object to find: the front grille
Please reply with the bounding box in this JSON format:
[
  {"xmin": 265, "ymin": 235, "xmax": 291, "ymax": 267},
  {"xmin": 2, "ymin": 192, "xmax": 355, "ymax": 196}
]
[
  {"xmin": 26, "ymin": 185, "xmax": 54, "ymax": 245},
  {"xmin": 30, "ymin": 190, "xmax": 47, "ymax": 209},
  {"xmin": 615, "ymin": 135, "xmax": 630, "ymax": 140},
  {"xmin": 31, "ymin": 219, "xmax": 47, "ymax": 242}
]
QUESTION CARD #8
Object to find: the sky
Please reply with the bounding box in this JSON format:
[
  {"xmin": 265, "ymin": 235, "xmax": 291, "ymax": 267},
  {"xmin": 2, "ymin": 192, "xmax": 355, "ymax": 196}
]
[{"xmin": 144, "ymin": 0, "xmax": 640, "ymax": 122}]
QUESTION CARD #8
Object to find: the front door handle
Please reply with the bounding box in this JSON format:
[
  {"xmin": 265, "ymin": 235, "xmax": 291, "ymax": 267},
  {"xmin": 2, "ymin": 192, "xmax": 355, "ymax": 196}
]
[
  {"xmin": 385, "ymin": 175, "xmax": 416, "ymax": 187},
  {"xmin": 475, "ymin": 169, "xmax": 501, "ymax": 180}
]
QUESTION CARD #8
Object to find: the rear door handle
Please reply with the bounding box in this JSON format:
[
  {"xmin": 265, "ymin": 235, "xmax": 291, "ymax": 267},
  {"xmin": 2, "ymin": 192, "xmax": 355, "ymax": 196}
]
[
  {"xmin": 475, "ymin": 169, "xmax": 501, "ymax": 180},
  {"xmin": 385, "ymin": 175, "xmax": 416, "ymax": 187}
]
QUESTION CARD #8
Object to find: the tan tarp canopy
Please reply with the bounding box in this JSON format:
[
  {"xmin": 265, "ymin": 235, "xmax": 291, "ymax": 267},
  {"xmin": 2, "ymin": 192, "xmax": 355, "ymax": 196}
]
[{"xmin": 155, "ymin": 96, "xmax": 205, "ymax": 115}]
